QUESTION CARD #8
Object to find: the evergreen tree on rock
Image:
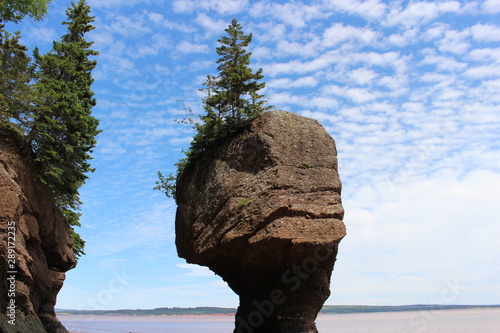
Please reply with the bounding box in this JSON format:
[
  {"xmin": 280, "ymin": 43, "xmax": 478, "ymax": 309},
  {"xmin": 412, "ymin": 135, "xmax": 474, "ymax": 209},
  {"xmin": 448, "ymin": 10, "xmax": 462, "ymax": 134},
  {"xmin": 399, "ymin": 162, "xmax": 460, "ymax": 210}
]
[
  {"xmin": 193, "ymin": 18, "xmax": 272, "ymax": 153},
  {"xmin": 29, "ymin": 0, "xmax": 99, "ymax": 258},
  {"xmin": 156, "ymin": 19, "xmax": 272, "ymax": 201}
]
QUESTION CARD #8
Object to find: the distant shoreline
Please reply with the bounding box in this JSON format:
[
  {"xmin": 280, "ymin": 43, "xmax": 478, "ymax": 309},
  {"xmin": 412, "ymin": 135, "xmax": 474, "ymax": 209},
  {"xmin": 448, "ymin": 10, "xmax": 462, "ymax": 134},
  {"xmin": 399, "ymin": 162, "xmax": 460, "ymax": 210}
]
[
  {"xmin": 56, "ymin": 304, "xmax": 500, "ymax": 317},
  {"xmin": 61, "ymin": 308, "xmax": 500, "ymax": 333}
]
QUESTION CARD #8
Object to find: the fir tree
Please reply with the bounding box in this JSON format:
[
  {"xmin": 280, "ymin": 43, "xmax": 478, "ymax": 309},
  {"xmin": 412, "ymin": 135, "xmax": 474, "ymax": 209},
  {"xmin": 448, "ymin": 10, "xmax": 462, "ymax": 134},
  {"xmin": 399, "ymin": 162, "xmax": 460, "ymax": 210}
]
[
  {"xmin": 156, "ymin": 19, "xmax": 271, "ymax": 200},
  {"xmin": 0, "ymin": 24, "xmax": 35, "ymax": 129},
  {"xmin": 191, "ymin": 18, "xmax": 271, "ymax": 154},
  {"xmin": 28, "ymin": 0, "xmax": 99, "ymax": 258},
  {"xmin": 208, "ymin": 19, "xmax": 269, "ymax": 120}
]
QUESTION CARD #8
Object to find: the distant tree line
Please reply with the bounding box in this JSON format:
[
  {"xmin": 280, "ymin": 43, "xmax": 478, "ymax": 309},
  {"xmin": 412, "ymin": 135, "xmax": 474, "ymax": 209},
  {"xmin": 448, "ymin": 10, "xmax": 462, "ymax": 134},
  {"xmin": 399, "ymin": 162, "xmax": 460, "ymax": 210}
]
[
  {"xmin": 59, "ymin": 306, "xmax": 237, "ymax": 316},
  {"xmin": 57, "ymin": 304, "xmax": 500, "ymax": 316},
  {"xmin": 0, "ymin": 0, "xmax": 100, "ymax": 258}
]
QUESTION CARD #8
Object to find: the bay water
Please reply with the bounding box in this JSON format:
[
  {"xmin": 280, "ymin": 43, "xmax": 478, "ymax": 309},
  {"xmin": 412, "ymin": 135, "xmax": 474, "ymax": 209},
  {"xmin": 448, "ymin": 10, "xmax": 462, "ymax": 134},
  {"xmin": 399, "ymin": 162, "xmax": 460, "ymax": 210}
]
[{"xmin": 60, "ymin": 308, "xmax": 500, "ymax": 333}]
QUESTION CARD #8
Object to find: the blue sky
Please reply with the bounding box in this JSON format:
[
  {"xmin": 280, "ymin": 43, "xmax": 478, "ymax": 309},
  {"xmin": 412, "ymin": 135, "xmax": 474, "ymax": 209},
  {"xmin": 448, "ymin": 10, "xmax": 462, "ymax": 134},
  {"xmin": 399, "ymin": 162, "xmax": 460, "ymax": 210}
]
[{"xmin": 6, "ymin": 0, "xmax": 500, "ymax": 310}]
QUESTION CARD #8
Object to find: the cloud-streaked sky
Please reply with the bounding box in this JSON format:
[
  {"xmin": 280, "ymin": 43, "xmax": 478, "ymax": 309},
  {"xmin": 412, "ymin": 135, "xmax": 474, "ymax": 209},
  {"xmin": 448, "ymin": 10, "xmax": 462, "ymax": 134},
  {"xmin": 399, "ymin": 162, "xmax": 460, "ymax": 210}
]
[{"xmin": 6, "ymin": 0, "xmax": 499, "ymax": 310}]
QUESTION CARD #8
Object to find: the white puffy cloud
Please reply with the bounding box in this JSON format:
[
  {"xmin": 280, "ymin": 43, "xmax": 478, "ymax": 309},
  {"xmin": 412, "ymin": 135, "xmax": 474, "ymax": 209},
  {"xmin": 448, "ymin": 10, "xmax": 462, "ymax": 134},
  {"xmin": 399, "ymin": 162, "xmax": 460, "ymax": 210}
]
[
  {"xmin": 470, "ymin": 24, "xmax": 500, "ymax": 42},
  {"xmin": 251, "ymin": 46, "xmax": 273, "ymax": 59},
  {"xmin": 276, "ymin": 38, "xmax": 321, "ymax": 58},
  {"xmin": 172, "ymin": 0, "xmax": 249, "ymax": 14},
  {"xmin": 252, "ymin": 22, "xmax": 286, "ymax": 43},
  {"xmin": 482, "ymin": 0, "xmax": 500, "ymax": 13},
  {"xmin": 106, "ymin": 13, "xmax": 152, "ymax": 37},
  {"xmin": 268, "ymin": 92, "xmax": 339, "ymax": 110},
  {"xmin": 323, "ymin": 85, "xmax": 379, "ymax": 104},
  {"xmin": 322, "ymin": 23, "xmax": 378, "ymax": 47},
  {"xmin": 176, "ymin": 40, "xmax": 209, "ymax": 54},
  {"xmin": 437, "ymin": 29, "xmax": 471, "ymax": 54},
  {"xmin": 323, "ymin": 0, "xmax": 387, "ymax": 21},
  {"xmin": 267, "ymin": 76, "xmax": 318, "ymax": 89},
  {"xmin": 250, "ymin": 1, "xmax": 325, "ymax": 27},
  {"xmin": 385, "ymin": 27, "xmax": 420, "ymax": 47},
  {"xmin": 419, "ymin": 51, "xmax": 468, "ymax": 72},
  {"xmin": 88, "ymin": 0, "xmax": 157, "ymax": 7},
  {"xmin": 23, "ymin": 26, "xmax": 58, "ymax": 45},
  {"xmin": 464, "ymin": 64, "xmax": 500, "ymax": 79},
  {"xmin": 348, "ymin": 68, "xmax": 378, "ymax": 85},
  {"xmin": 423, "ymin": 23, "xmax": 451, "ymax": 41},
  {"xmin": 468, "ymin": 47, "xmax": 500, "ymax": 62},
  {"xmin": 194, "ymin": 13, "xmax": 227, "ymax": 35},
  {"xmin": 147, "ymin": 12, "xmax": 163, "ymax": 24},
  {"xmin": 385, "ymin": 1, "xmax": 462, "ymax": 28},
  {"xmin": 262, "ymin": 51, "xmax": 341, "ymax": 76},
  {"xmin": 292, "ymin": 76, "xmax": 319, "ymax": 87},
  {"xmin": 350, "ymin": 51, "xmax": 409, "ymax": 73}
]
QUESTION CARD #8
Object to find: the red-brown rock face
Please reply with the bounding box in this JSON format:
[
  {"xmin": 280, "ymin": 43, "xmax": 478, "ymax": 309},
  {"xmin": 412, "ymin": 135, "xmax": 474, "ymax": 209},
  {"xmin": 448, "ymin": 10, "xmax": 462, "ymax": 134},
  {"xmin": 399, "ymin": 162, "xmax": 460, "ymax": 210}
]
[
  {"xmin": 0, "ymin": 133, "xmax": 76, "ymax": 333},
  {"xmin": 176, "ymin": 111, "xmax": 346, "ymax": 333}
]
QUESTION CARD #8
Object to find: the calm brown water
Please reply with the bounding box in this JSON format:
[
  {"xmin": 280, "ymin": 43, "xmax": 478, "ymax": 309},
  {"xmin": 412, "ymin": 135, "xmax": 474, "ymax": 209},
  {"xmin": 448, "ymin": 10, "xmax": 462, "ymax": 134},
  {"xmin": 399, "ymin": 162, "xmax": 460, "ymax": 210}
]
[{"xmin": 60, "ymin": 308, "xmax": 500, "ymax": 333}]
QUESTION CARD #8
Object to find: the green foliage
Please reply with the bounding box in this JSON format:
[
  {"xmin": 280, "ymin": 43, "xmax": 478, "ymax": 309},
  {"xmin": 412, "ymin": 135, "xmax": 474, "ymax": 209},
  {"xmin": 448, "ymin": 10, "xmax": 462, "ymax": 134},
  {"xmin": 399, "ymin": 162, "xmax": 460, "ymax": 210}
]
[
  {"xmin": 0, "ymin": 0, "xmax": 99, "ymax": 259},
  {"xmin": 156, "ymin": 19, "xmax": 272, "ymax": 201},
  {"xmin": 0, "ymin": 24, "xmax": 36, "ymax": 128},
  {"xmin": 26, "ymin": 0, "xmax": 99, "ymax": 258},
  {"xmin": 0, "ymin": 0, "xmax": 52, "ymax": 23},
  {"xmin": 154, "ymin": 171, "xmax": 176, "ymax": 200},
  {"xmin": 69, "ymin": 226, "xmax": 85, "ymax": 258},
  {"xmin": 154, "ymin": 149, "xmax": 190, "ymax": 201},
  {"xmin": 191, "ymin": 19, "xmax": 272, "ymax": 155}
]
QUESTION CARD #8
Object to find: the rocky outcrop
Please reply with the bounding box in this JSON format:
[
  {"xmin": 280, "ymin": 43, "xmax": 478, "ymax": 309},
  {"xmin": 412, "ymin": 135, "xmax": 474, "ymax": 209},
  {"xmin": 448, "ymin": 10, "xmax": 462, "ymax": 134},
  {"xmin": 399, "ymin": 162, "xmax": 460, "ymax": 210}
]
[
  {"xmin": 0, "ymin": 132, "xmax": 76, "ymax": 333},
  {"xmin": 176, "ymin": 111, "xmax": 346, "ymax": 333}
]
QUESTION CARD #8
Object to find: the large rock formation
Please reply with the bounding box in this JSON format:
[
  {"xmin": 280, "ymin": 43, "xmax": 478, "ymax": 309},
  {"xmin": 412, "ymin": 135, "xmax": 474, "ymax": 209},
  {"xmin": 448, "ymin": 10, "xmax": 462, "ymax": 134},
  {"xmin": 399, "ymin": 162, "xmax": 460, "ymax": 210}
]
[
  {"xmin": 176, "ymin": 111, "xmax": 346, "ymax": 333},
  {"xmin": 0, "ymin": 132, "xmax": 76, "ymax": 333}
]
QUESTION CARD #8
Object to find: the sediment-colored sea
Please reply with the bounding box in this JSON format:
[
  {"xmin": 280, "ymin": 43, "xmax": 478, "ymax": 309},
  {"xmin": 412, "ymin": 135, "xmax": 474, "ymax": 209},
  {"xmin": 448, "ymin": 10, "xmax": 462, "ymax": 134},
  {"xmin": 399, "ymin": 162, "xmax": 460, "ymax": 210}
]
[{"xmin": 60, "ymin": 308, "xmax": 500, "ymax": 333}]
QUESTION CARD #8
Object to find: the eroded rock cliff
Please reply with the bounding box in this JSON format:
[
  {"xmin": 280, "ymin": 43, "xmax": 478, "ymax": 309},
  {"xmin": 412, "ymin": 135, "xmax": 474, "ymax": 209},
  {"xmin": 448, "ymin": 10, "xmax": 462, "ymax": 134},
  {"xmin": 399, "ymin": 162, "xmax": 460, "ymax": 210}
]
[
  {"xmin": 176, "ymin": 111, "xmax": 346, "ymax": 333},
  {"xmin": 0, "ymin": 133, "xmax": 76, "ymax": 333}
]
